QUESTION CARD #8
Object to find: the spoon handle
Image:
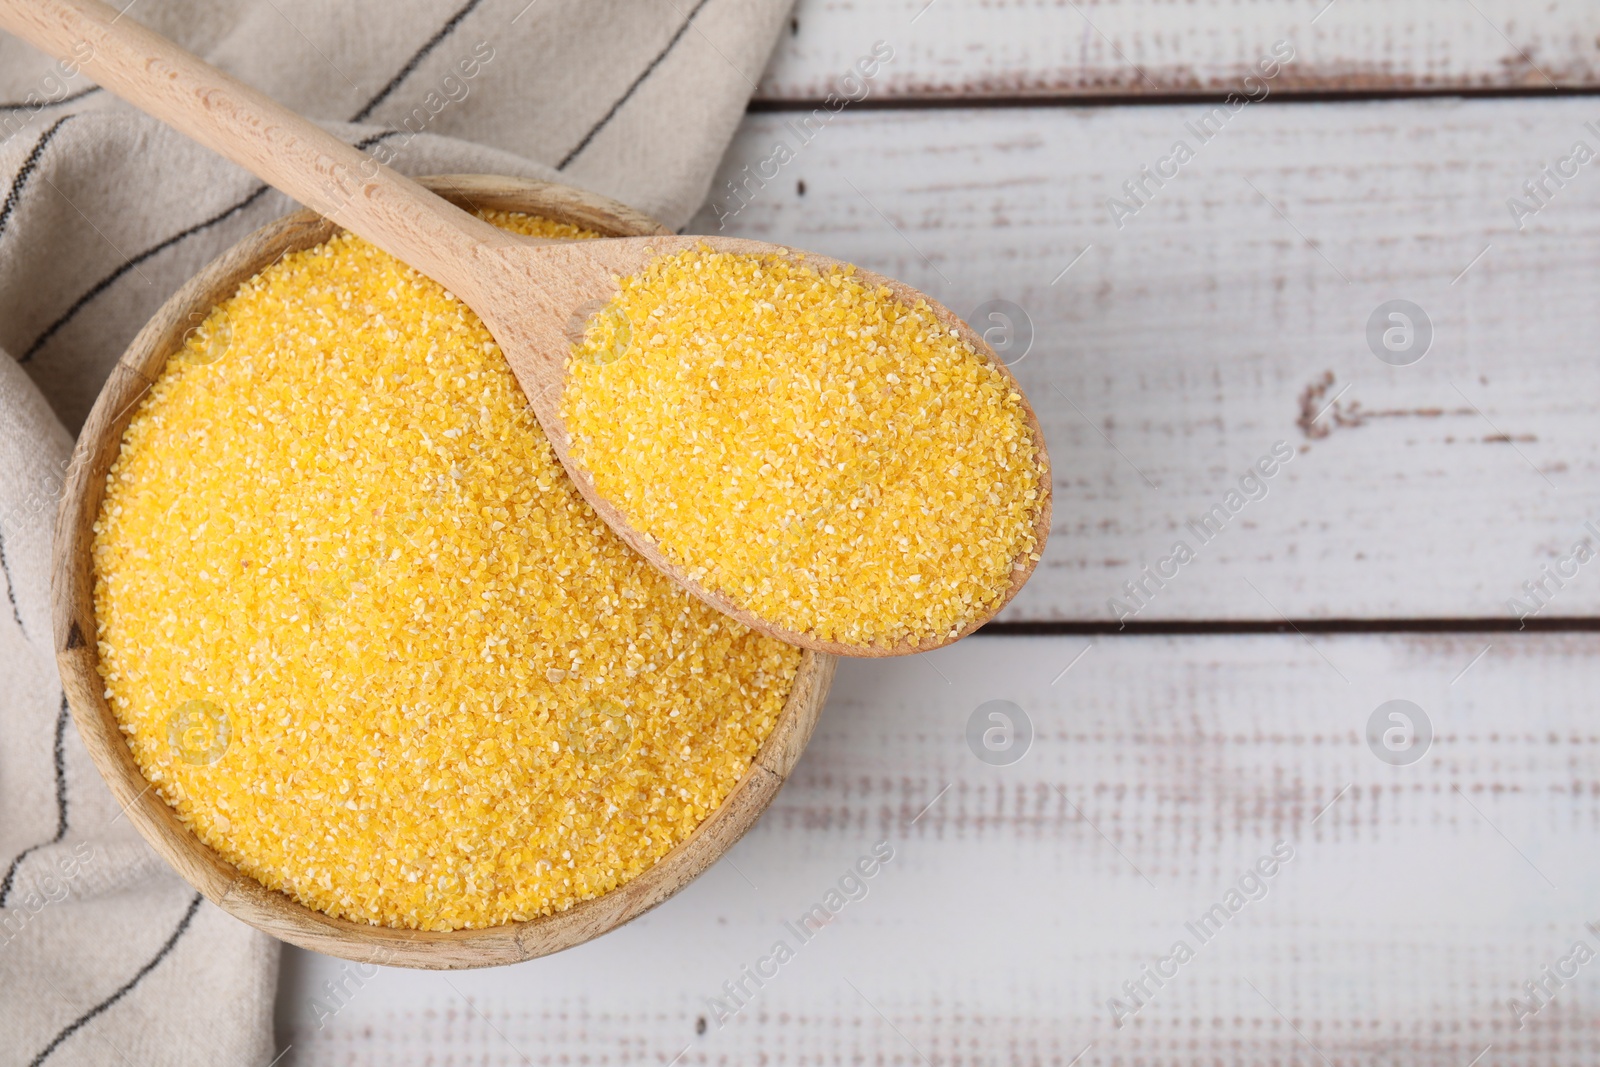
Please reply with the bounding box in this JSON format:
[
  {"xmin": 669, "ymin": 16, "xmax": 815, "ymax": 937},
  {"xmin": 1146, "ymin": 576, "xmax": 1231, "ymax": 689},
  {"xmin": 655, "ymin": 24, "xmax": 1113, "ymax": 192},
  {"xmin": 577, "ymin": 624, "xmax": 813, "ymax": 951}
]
[{"xmin": 0, "ymin": 0, "xmax": 513, "ymax": 305}]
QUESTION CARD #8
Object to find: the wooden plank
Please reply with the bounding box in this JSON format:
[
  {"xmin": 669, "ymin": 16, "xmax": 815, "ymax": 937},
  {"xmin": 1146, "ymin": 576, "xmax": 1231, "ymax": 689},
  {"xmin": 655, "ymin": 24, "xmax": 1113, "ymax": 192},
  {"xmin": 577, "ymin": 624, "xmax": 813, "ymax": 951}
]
[
  {"xmin": 276, "ymin": 632, "xmax": 1600, "ymax": 1064},
  {"xmin": 758, "ymin": 0, "xmax": 1600, "ymax": 101},
  {"xmin": 686, "ymin": 100, "xmax": 1600, "ymax": 623}
]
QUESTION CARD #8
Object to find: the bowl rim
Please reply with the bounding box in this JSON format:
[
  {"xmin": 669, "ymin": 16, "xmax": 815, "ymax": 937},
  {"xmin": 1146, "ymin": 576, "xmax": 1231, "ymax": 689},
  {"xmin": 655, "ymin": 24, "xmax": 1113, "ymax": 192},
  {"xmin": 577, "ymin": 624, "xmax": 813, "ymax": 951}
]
[{"xmin": 51, "ymin": 173, "xmax": 836, "ymax": 970}]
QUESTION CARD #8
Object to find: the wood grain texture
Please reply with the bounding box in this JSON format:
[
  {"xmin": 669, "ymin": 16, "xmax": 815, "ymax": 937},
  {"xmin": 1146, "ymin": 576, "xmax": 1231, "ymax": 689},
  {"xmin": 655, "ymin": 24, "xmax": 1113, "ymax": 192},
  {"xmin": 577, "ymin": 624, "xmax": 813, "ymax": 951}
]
[
  {"xmin": 278, "ymin": 632, "xmax": 1600, "ymax": 1065},
  {"xmin": 51, "ymin": 174, "xmax": 837, "ymax": 969},
  {"xmin": 689, "ymin": 100, "xmax": 1600, "ymax": 624},
  {"xmin": 758, "ymin": 0, "xmax": 1600, "ymax": 101}
]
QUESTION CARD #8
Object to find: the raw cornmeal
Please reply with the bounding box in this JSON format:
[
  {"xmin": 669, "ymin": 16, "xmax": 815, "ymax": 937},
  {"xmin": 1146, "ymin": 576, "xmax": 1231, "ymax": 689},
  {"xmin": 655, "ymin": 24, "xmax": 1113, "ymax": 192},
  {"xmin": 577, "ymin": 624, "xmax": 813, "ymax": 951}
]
[
  {"xmin": 562, "ymin": 247, "xmax": 1046, "ymax": 649},
  {"xmin": 92, "ymin": 213, "xmax": 803, "ymax": 932}
]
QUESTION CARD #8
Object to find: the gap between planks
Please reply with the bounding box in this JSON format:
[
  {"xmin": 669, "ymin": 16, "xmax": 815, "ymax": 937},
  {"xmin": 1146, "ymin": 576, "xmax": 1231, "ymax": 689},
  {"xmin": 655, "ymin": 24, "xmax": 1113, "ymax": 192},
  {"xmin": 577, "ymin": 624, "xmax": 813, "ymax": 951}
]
[
  {"xmin": 758, "ymin": 0, "xmax": 1600, "ymax": 101},
  {"xmin": 749, "ymin": 84, "xmax": 1600, "ymax": 113},
  {"xmin": 980, "ymin": 617, "xmax": 1600, "ymax": 636}
]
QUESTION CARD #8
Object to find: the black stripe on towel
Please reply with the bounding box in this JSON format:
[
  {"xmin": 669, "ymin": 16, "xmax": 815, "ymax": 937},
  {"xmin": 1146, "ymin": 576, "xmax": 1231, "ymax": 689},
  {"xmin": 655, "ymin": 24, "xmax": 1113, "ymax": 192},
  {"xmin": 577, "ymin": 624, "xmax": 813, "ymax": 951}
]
[
  {"xmin": 18, "ymin": 183, "xmax": 271, "ymax": 363},
  {"xmin": 350, "ymin": 0, "xmax": 489, "ymax": 122},
  {"xmin": 559, "ymin": 0, "xmax": 714, "ymax": 170},
  {"xmin": 0, "ymin": 525, "xmax": 24, "ymax": 634},
  {"xmin": 0, "ymin": 695, "xmax": 71, "ymax": 909},
  {"xmin": 0, "ymin": 115, "xmax": 73, "ymax": 240},
  {"xmin": 0, "ymin": 85, "xmax": 101, "ymax": 112},
  {"xmin": 29, "ymin": 893, "xmax": 204, "ymax": 1066},
  {"xmin": 19, "ymin": 128, "xmax": 406, "ymax": 363}
]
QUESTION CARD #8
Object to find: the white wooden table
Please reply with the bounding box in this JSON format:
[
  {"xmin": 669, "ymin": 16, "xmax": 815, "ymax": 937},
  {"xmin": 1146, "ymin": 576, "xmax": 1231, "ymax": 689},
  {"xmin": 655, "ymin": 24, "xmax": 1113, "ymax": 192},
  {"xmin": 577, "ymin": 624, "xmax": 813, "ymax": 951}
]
[{"xmin": 279, "ymin": 3, "xmax": 1600, "ymax": 1062}]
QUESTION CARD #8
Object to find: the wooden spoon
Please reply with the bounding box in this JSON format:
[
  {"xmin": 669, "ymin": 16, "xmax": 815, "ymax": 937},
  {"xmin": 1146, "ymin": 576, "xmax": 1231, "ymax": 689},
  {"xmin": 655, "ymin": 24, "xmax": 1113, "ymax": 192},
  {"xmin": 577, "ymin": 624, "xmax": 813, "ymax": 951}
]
[{"xmin": 0, "ymin": 0, "xmax": 1052, "ymax": 657}]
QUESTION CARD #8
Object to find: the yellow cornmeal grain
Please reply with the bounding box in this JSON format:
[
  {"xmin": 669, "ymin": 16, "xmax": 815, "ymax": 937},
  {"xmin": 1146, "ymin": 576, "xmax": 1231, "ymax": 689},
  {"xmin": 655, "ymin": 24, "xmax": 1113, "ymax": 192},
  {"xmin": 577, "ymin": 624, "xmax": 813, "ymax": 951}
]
[
  {"xmin": 91, "ymin": 214, "xmax": 803, "ymax": 931},
  {"xmin": 561, "ymin": 248, "xmax": 1046, "ymax": 648}
]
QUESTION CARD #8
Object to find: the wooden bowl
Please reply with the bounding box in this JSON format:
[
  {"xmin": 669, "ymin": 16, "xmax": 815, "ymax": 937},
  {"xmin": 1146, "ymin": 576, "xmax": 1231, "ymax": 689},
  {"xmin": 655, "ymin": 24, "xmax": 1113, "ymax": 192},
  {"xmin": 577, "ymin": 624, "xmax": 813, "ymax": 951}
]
[{"xmin": 50, "ymin": 174, "xmax": 836, "ymax": 969}]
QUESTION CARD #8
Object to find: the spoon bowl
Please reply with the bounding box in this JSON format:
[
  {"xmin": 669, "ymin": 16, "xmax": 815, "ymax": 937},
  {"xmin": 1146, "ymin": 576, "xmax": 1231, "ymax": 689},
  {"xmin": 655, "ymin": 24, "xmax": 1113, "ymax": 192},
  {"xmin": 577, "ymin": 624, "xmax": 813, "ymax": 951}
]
[{"xmin": 478, "ymin": 233, "xmax": 1054, "ymax": 657}]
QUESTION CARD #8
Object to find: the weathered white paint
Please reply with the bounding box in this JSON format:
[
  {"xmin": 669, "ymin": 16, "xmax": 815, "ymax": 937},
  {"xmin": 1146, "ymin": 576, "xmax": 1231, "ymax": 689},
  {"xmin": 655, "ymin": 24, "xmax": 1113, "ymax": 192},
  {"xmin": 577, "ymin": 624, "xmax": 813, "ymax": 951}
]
[
  {"xmin": 689, "ymin": 100, "xmax": 1600, "ymax": 624},
  {"xmin": 278, "ymin": 633, "xmax": 1600, "ymax": 1064},
  {"xmin": 759, "ymin": 0, "xmax": 1600, "ymax": 100}
]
